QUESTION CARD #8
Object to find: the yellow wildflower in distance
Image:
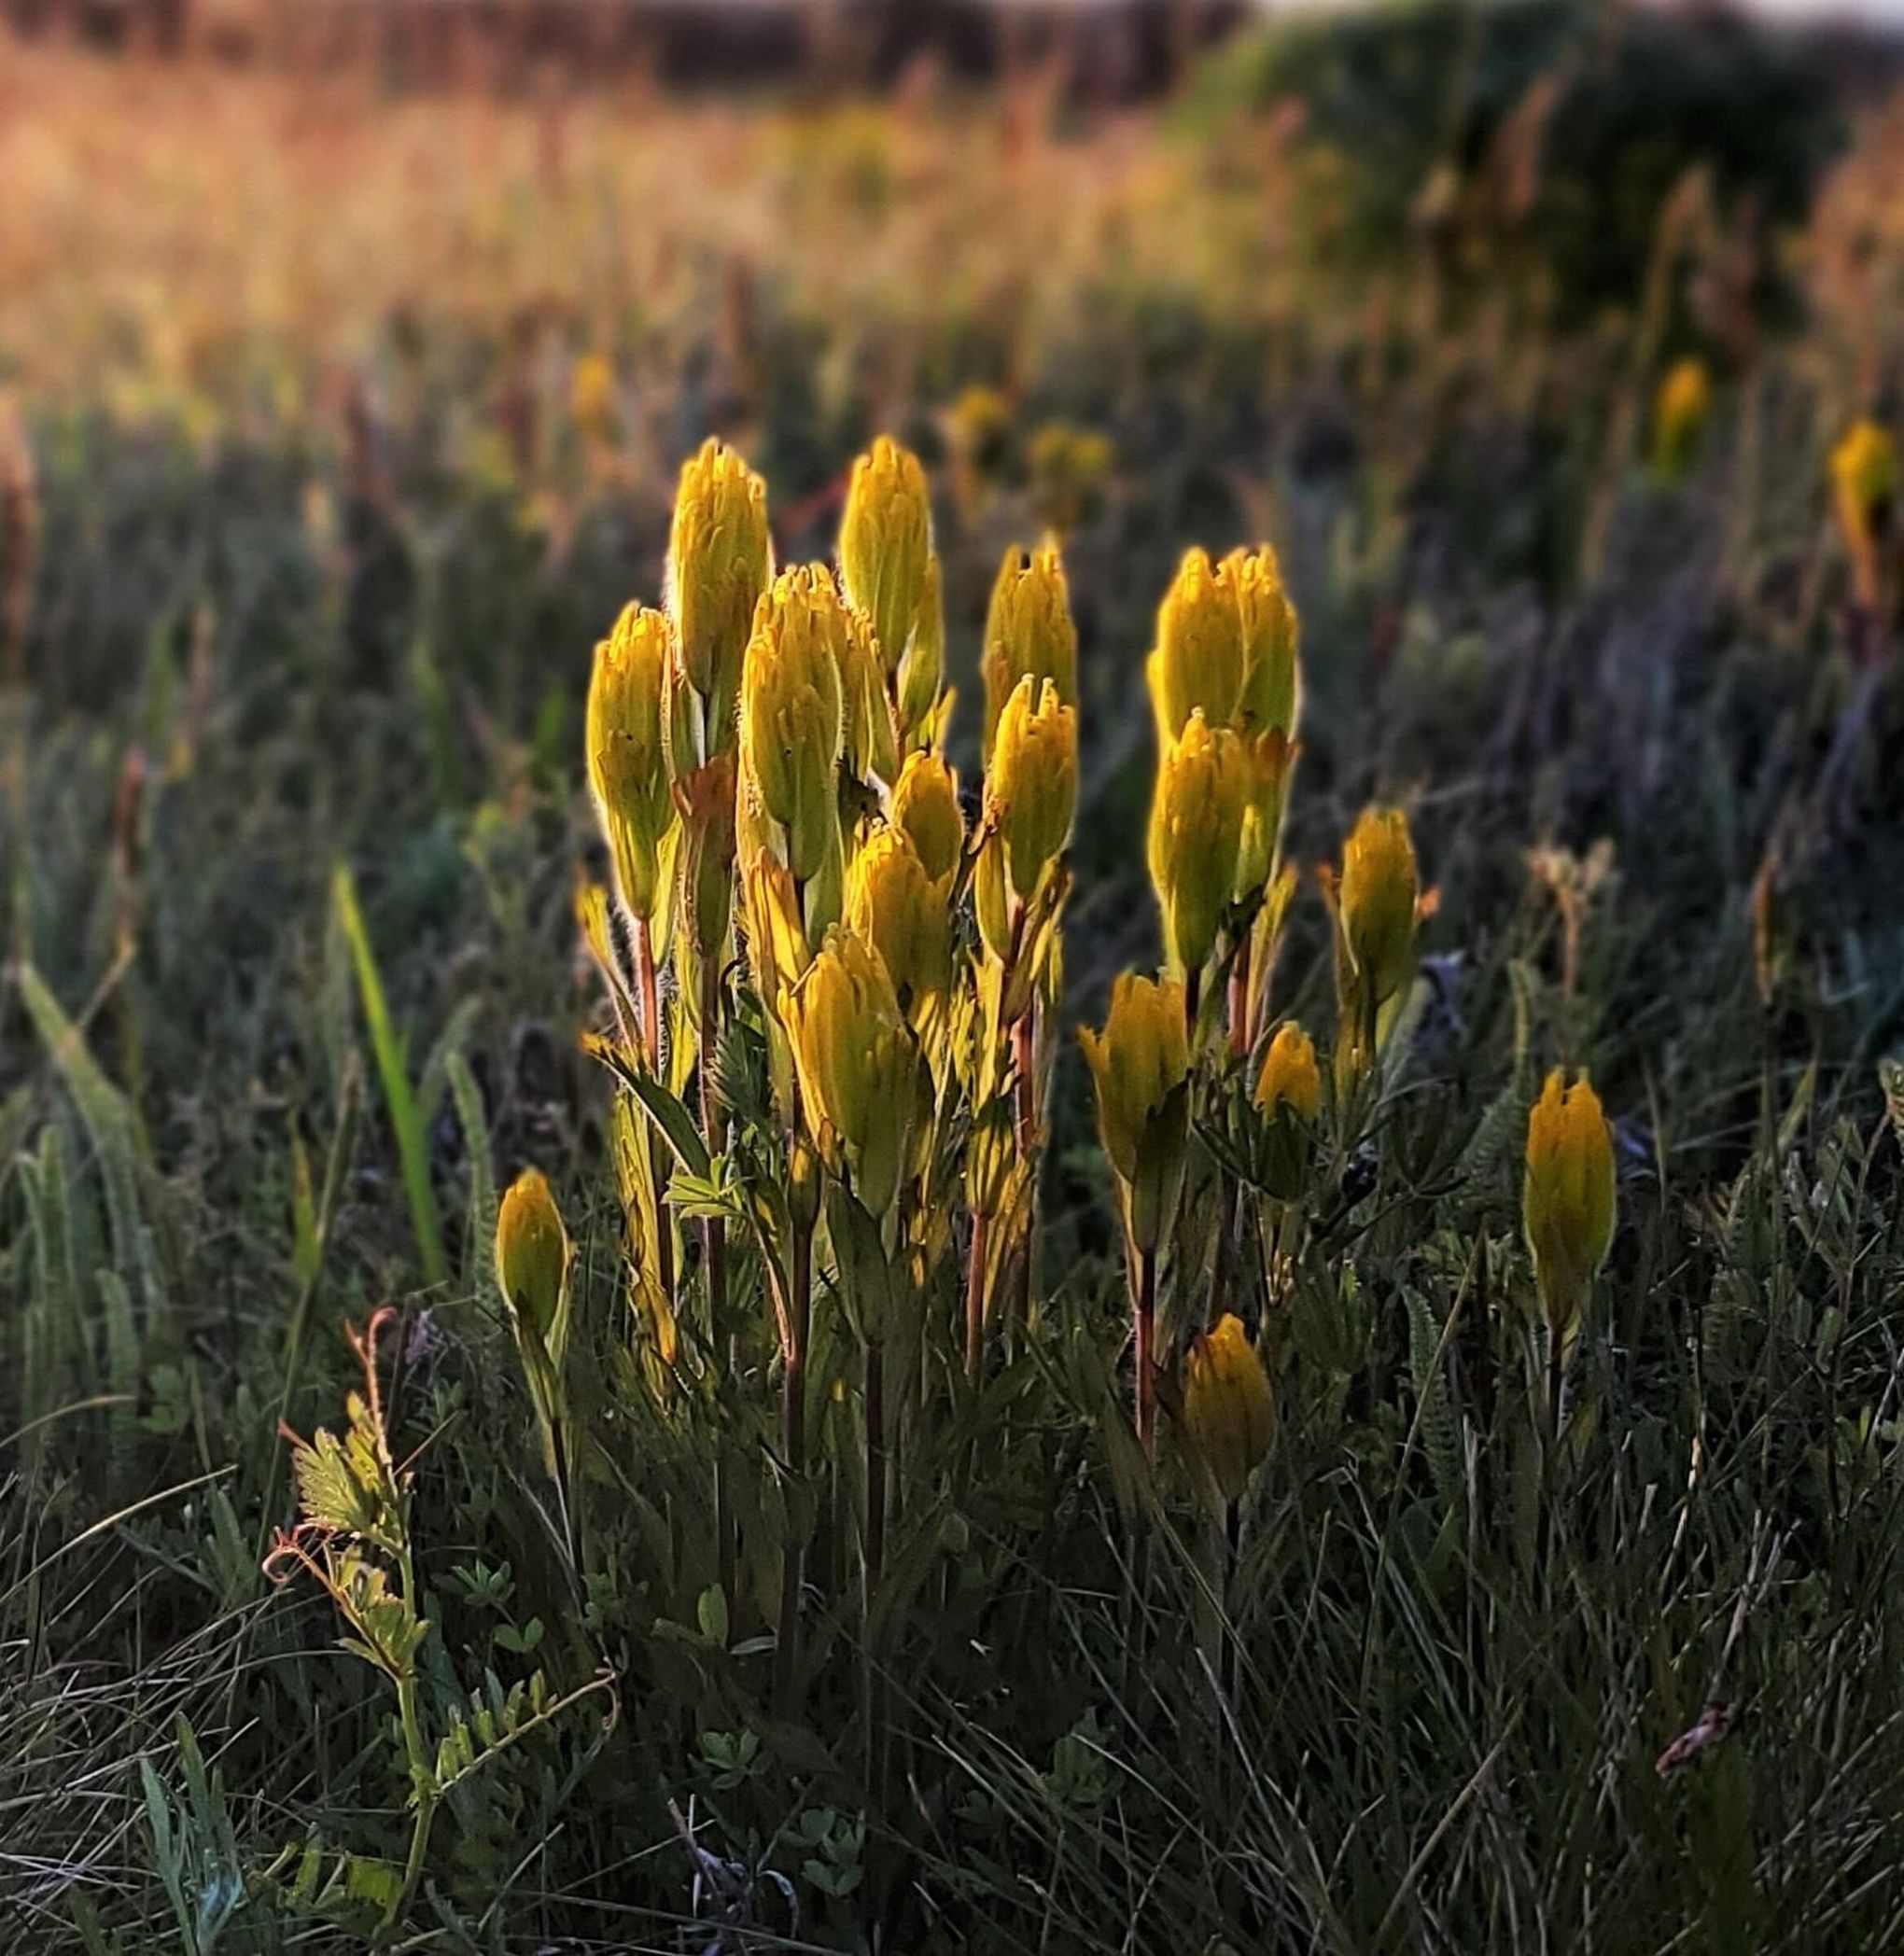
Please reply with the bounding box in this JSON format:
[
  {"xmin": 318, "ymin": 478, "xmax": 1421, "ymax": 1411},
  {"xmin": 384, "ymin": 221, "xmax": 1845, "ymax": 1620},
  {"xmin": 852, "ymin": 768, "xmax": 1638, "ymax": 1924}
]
[
  {"xmin": 1523, "ymin": 1069, "xmax": 1617, "ymax": 1338},
  {"xmin": 1183, "ymin": 1314, "xmax": 1275, "ymax": 1503}
]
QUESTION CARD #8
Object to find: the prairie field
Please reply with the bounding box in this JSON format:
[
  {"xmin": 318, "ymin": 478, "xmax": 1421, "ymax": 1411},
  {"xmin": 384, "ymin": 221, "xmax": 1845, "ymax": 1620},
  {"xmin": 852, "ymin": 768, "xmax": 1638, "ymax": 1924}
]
[{"xmin": 5, "ymin": 8, "xmax": 1904, "ymax": 1951}]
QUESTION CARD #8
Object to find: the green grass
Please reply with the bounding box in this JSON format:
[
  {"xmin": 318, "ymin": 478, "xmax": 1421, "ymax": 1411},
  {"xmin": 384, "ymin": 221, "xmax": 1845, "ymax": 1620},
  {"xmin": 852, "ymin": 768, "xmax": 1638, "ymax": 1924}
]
[{"xmin": 5, "ymin": 46, "xmax": 1904, "ymax": 1956}]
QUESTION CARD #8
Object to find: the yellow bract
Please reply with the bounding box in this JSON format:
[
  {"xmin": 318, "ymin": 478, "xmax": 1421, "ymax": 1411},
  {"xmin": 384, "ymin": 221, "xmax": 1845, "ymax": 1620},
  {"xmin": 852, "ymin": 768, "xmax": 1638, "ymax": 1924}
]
[
  {"xmin": 988, "ymin": 675, "xmax": 1076, "ymax": 906},
  {"xmin": 1183, "ymin": 1313, "xmax": 1274, "ymax": 1503},
  {"xmin": 1831, "ymin": 416, "xmax": 1897, "ymax": 608},
  {"xmin": 1226, "ymin": 544, "xmax": 1300, "ymax": 742},
  {"xmin": 1524, "ymin": 1069, "xmax": 1617, "ymax": 1336},
  {"xmin": 847, "ymin": 823, "xmax": 951, "ymax": 1029},
  {"xmin": 1148, "ymin": 709, "xmax": 1249, "ymax": 977},
  {"xmin": 1337, "ymin": 806, "xmax": 1420, "ymax": 1009},
  {"xmin": 739, "ymin": 568, "xmax": 848, "ymax": 883},
  {"xmin": 839, "ymin": 435, "xmax": 931, "ymax": 682},
  {"xmin": 1079, "ymin": 971, "xmax": 1190, "ymax": 1254},
  {"xmin": 1149, "ymin": 546, "xmax": 1241, "ymax": 744},
  {"xmin": 1254, "ymin": 1021, "xmax": 1321, "ymax": 1122},
  {"xmin": 891, "ymin": 748, "xmax": 964, "ymax": 884},
  {"xmin": 783, "ymin": 928, "xmax": 917, "ymax": 1218},
  {"xmin": 1652, "ymin": 357, "xmax": 1711, "ymax": 481},
  {"xmin": 496, "ymin": 1167, "xmax": 568, "ymax": 1349},
  {"xmin": 980, "ymin": 539, "xmax": 1077, "ymax": 761},
  {"xmin": 667, "ymin": 438, "xmax": 771, "ymax": 743},
  {"xmin": 587, "ymin": 602, "xmax": 680, "ymax": 927}
]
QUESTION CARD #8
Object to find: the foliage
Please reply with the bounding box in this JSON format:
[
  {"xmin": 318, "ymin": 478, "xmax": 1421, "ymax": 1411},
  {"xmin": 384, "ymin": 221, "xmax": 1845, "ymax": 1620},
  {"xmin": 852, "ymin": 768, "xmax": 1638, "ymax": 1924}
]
[{"xmin": 3, "ymin": 31, "xmax": 1904, "ymax": 1956}]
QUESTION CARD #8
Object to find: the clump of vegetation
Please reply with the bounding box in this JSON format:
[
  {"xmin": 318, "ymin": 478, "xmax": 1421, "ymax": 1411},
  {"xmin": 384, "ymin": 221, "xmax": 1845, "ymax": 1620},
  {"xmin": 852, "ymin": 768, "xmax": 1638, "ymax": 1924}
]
[{"xmin": 4, "ymin": 27, "xmax": 1904, "ymax": 1954}]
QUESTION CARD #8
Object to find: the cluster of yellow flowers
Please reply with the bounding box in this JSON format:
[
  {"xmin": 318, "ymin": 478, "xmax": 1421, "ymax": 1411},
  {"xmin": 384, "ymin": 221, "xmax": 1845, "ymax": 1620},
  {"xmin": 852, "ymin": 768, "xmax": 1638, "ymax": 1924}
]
[{"xmin": 491, "ymin": 431, "xmax": 1624, "ymax": 1617}]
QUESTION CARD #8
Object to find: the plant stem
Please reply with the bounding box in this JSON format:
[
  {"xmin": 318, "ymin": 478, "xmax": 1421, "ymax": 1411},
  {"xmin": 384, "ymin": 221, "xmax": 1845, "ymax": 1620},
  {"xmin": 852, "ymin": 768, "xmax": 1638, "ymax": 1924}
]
[
  {"xmin": 698, "ymin": 948, "xmax": 727, "ymax": 1327},
  {"xmin": 1135, "ymin": 1246, "xmax": 1157, "ymax": 1456},
  {"xmin": 964, "ymin": 1209, "xmax": 990, "ymax": 1378},
  {"xmin": 774, "ymin": 1214, "xmax": 812, "ymax": 1714},
  {"xmin": 862, "ymin": 1337, "xmax": 889, "ymax": 1806},
  {"xmin": 633, "ymin": 914, "xmax": 675, "ymax": 1305}
]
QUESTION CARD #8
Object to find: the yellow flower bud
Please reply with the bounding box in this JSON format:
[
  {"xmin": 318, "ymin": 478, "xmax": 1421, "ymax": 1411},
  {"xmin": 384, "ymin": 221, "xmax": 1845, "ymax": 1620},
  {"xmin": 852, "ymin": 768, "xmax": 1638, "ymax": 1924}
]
[
  {"xmin": 891, "ymin": 747, "xmax": 964, "ymax": 884},
  {"xmin": 1831, "ymin": 417, "xmax": 1897, "ymax": 608},
  {"xmin": 1253, "ymin": 1017, "xmax": 1319, "ymax": 1199},
  {"xmin": 1079, "ymin": 972, "xmax": 1190, "ymax": 1255},
  {"xmin": 1225, "ymin": 544, "xmax": 1300, "ymax": 742},
  {"xmin": 739, "ymin": 567, "xmax": 847, "ymax": 883},
  {"xmin": 988, "ymin": 676, "xmax": 1077, "ymax": 907},
  {"xmin": 1183, "ymin": 1314, "xmax": 1274, "ymax": 1503},
  {"xmin": 1523, "ymin": 1069, "xmax": 1617, "ymax": 1338},
  {"xmin": 980, "ymin": 539, "xmax": 1077, "ymax": 761},
  {"xmin": 847, "ymin": 823, "xmax": 951, "ymax": 1028},
  {"xmin": 1337, "ymin": 806, "xmax": 1420, "ymax": 1010},
  {"xmin": 667, "ymin": 438, "xmax": 772, "ymax": 747},
  {"xmin": 1652, "ymin": 357, "xmax": 1711, "ymax": 482},
  {"xmin": 496, "ymin": 1167, "xmax": 569, "ymax": 1355},
  {"xmin": 1254, "ymin": 1021, "xmax": 1321, "ymax": 1121},
  {"xmin": 587, "ymin": 603, "xmax": 680, "ymax": 927},
  {"xmin": 839, "ymin": 436, "xmax": 931, "ymax": 678},
  {"xmin": 783, "ymin": 928, "xmax": 917, "ymax": 1217},
  {"xmin": 1148, "ymin": 710, "xmax": 1249, "ymax": 977},
  {"xmin": 1149, "ymin": 546, "xmax": 1242, "ymax": 744}
]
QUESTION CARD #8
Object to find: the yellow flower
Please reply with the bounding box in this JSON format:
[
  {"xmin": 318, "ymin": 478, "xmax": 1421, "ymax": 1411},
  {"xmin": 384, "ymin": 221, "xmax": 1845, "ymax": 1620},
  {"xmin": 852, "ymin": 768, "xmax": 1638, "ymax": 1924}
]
[
  {"xmin": 839, "ymin": 436, "xmax": 931, "ymax": 678},
  {"xmin": 667, "ymin": 438, "xmax": 772, "ymax": 747},
  {"xmin": 1337, "ymin": 806, "xmax": 1420, "ymax": 1010},
  {"xmin": 1079, "ymin": 971, "xmax": 1190, "ymax": 1254},
  {"xmin": 980, "ymin": 539, "xmax": 1077, "ymax": 761},
  {"xmin": 738, "ymin": 567, "xmax": 847, "ymax": 883},
  {"xmin": 496, "ymin": 1167, "xmax": 569, "ymax": 1356},
  {"xmin": 1027, "ymin": 420, "xmax": 1114, "ymax": 532},
  {"xmin": 1253, "ymin": 1018, "xmax": 1320, "ymax": 1198},
  {"xmin": 587, "ymin": 602, "xmax": 680, "ymax": 927},
  {"xmin": 783, "ymin": 928, "xmax": 917, "ymax": 1217},
  {"xmin": 943, "ymin": 383, "xmax": 1014, "ymax": 483},
  {"xmin": 1225, "ymin": 544, "xmax": 1300, "ymax": 742},
  {"xmin": 1183, "ymin": 1314, "xmax": 1274, "ymax": 1503},
  {"xmin": 1254, "ymin": 1022, "xmax": 1321, "ymax": 1121},
  {"xmin": 1523, "ymin": 1069, "xmax": 1617, "ymax": 1337},
  {"xmin": 847, "ymin": 823, "xmax": 951, "ymax": 1028},
  {"xmin": 1148, "ymin": 710, "xmax": 1249, "ymax": 976},
  {"xmin": 1652, "ymin": 357, "xmax": 1711, "ymax": 481},
  {"xmin": 1831, "ymin": 417, "xmax": 1897, "ymax": 608},
  {"xmin": 1148, "ymin": 546, "xmax": 1242, "ymax": 744},
  {"xmin": 891, "ymin": 747, "xmax": 964, "ymax": 884},
  {"xmin": 569, "ymin": 352, "xmax": 618, "ymax": 443},
  {"xmin": 988, "ymin": 675, "xmax": 1076, "ymax": 906}
]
